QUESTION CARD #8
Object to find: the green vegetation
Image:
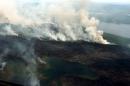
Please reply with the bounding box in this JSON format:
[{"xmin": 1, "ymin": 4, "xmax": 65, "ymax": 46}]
[{"xmin": 40, "ymin": 57, "xmax": 97, "ymax": 86}]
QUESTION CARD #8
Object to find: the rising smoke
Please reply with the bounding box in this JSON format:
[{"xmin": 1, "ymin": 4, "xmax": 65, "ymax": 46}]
[
  {"xmin": 0, "ymin": 0, "xmax": 109, "ymax": 44},
  {"xmin": 0, "ymin": 0, "xmax": 110, "ymax": 86}
]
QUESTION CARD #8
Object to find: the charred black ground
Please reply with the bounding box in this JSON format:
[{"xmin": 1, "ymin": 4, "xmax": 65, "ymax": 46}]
[{"xmin": 0, "ymin": 35, "xmax": 130, "ymax": 86}]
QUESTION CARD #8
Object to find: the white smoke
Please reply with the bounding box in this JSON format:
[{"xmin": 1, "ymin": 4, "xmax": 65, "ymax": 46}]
[
  {"xmin": 0, "ymin": 0, "xmax": 37, "ymax": 25},
  {"xmin": 0, "ymin": 1, "xmax": 109, "ymax": 85},
  {"xmin": 0, "ymin": 0, "xmax": 109, "ymax": 44}
]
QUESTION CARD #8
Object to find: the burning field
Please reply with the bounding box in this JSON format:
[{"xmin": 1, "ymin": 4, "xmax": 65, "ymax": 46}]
[{"xmin": 0, "ymin": 0, "xmax": 130, "ymax": 86}]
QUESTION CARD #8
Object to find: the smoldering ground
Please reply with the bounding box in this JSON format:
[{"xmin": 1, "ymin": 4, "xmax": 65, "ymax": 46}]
[{"xmin": 0, "ymin": 36, "xmax": 41, "ymax": 86}]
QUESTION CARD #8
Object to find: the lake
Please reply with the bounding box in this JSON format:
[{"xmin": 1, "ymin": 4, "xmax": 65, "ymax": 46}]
[{"xmin": 99, "ymin": 22, "xmax": 130, "ymax": 38}]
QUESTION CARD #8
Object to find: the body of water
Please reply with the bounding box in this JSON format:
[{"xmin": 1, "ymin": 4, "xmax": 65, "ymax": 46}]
[{"xmin": 99, "ymin": 22, "xmax": 130, "ymax": 38}]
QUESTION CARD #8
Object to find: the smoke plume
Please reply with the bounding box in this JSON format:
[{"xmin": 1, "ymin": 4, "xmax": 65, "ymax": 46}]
[
  {"xmin": 0, "ymin": 0, "xmax": 110, "ymax": 85},
  {"xmin": 0, "ymin": 0, "xmax": 109, "ymax": 44}
]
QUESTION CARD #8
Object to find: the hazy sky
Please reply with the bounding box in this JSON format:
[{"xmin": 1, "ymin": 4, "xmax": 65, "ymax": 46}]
[
  {"xmin": 17, "ymin": 0, "xmax": 130, "ymax": 5},
  {"xmin": 91, "ymin": 0, "xmax": 130, "ymax": 4}
]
